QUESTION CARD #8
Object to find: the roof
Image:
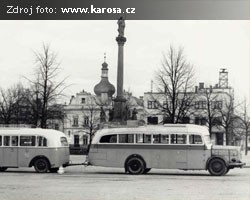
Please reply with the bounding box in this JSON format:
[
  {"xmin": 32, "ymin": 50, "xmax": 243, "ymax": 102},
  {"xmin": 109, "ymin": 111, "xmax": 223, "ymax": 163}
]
[
  {"xmin": 0, "ymin": 128, "xmax": 68, "ymax": 147},
  {"xmin": 92, "ymin": 124, "xmax": 209, "ymax": 143}
]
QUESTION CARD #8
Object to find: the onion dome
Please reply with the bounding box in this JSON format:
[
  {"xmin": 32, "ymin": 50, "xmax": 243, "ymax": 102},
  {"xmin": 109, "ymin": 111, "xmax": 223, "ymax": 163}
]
[{"xmin": 94, "ymin": 57, "xmax": 115, "ymax": 98}]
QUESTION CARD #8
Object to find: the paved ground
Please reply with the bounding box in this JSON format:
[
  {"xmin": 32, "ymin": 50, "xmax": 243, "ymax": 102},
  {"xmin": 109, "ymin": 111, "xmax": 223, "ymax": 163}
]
[{"xmin": 0, "ymin": 153, "xmax": 249, "ymax": 200}]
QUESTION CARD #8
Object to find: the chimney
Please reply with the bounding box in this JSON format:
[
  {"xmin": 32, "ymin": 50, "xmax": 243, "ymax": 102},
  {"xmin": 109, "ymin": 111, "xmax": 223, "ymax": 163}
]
[
  {"xmin": 199, "ymin": 82, "xmax": 204, "ymax": 89},
  {"xmin": 209, "ymin": 85, "xmax": 213, "ymax": 93},
  {"xmin": 195, "ymin": 86, "xmax": 198, "ymax": 93}
]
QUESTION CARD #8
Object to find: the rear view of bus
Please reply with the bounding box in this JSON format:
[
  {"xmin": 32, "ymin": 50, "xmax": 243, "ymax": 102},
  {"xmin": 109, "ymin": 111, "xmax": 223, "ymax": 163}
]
[{"xmin": 0, "ymin": 128, "xmax": 70, "ymax": 173}]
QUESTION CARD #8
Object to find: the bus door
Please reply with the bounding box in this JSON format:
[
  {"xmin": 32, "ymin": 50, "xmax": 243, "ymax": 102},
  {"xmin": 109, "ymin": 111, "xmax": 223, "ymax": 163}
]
[
  {"xmin": 170, "ymin": 134, "xmax": 188, "ymax": 169},
  {"xmin": 3, "ymin": 136, "xmax": 18, "ymax": 167},
  {"xmin": 187, "ymin": 134, "xmax": 206, "ymax": 169}
]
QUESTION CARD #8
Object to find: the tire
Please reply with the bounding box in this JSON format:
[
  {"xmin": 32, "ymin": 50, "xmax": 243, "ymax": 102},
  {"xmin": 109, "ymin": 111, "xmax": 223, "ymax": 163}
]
[
  {"xmin": 0, "ymin": 167, "xmax": 8, "ymax": 172},
  {"xmin": 224, "ymin": 168, "xmax": 230, "ymax": 175},
  {"xmin": 125, "ymin": 156, "xmax": 145, "ymax": 175},
  {"xmin": 208, "ymin": 158, "xmax": 227, "ymax": 176},
  {"xmin": 34, "ymin": 158, "xmax": 49, "ymax": 173},
  {"xmin": 50, "ymin": 167, "xmax": 59, "ymax": 173},
  {"xmin": 143, "ymin": 168, "xmax": 151, "ymax": 174}
]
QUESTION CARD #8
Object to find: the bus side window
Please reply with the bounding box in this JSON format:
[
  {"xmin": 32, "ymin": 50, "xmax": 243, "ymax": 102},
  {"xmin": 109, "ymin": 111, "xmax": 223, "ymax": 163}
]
[
  {"xmin": 153, "ymin": 134, "xmax": 161, "ymax": 143},
  {"xmin": 136, "ymin": 134, "xmax": 151, "ymax": 143},
  {"xmin": 20, "ymin": 136, "xmax": 36, "ymax": 146},
  {"xmin": 0, "ymin": 135, "xmax": 2, "ymax": 146},
  {"xmin": 100, "ymin": 134, "xmax": 117, "ymax": 143},
  {"xmin": 60, "ymin": 137, "xmax": 68, "ymax": 146},
  {"xmin": 4, "ymin": 136, "xmax": 10, "ymax": 146},
  {"xmin": 161, "ymin": 135, "xmax": 169, "ymax": 144},
  {"xmin": 171, "ymin": 134, "xmax": 187, "ymax": 144},
  {"xmin": 136, "ymin": 134, "xmax": 143, "ymax": 143},
  {"xmin": 189, "ymin": 135, "xmax": 203, "ymax": 144},
  {"xmin": 37, "ymin": 136, "xmax": 47, "ymax": 147},
  {"xmin": 143, "ymin": 134, "xmax": 151, "ymax": 143},
  {"xmin": 119, "ymin": 134, "xmax": 134, "ymax": 143},
  {"xmin": 11, "ymin": 136, "xmax": 18, "ymax": 146}
]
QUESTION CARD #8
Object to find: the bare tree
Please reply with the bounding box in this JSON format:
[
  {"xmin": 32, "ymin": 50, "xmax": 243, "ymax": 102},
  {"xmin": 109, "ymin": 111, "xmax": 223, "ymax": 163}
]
[
  {"xmin": 154, "ymin": 46, "xmax": 195, "ymax": 123},
  {"xmin": 237, "ymin": 99, "xmax": 250, "ymax": 155},
  {"xmin": 81, "ymin": 96, "xmax": 102, "ymax": 152},
  {"xmin": 26, "ymin": 43, "xmax": 68, "ymax": 128},
  {"xmin": 219, "ymin": 93, "xmax": 237, "ymax": 145},
  {"xmin": 0, "ymin": 83, "xmax": 27, "ymax": 125},
  {"xmin": 200, "ymin": 88, "xmax": 221, "ymax": 138}
]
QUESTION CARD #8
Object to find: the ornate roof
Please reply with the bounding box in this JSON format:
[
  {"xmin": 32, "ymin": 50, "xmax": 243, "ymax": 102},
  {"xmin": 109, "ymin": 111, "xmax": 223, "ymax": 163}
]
[{"xmin": 94, "ymin": 61, "xmax": 115, "ymax": 97}]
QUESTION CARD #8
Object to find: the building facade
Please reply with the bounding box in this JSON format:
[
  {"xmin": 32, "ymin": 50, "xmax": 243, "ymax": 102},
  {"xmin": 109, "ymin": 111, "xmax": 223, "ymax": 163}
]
[{"xmin": 143, "ymin": 69, "xmax": 234, "ymax": 145}]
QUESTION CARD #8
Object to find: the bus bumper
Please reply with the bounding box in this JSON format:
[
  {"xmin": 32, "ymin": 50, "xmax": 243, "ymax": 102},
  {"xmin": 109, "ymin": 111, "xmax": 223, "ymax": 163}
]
[{"xmin": 228, "ymin": 161, "xmax": 246, "ymax": 169}]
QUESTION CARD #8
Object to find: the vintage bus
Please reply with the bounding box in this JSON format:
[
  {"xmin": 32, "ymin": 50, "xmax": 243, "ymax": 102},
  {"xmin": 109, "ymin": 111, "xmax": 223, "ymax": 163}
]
[
  {"xmin": 88, "ymin": 124, "xmax": 245, "ymax": 176},
  {"xmin": 0, "ymin": 128, "xmax": 70, "ymax": 173}
]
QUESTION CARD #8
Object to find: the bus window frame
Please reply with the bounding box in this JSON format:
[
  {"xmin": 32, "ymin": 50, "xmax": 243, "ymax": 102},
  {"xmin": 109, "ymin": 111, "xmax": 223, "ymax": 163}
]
[
  {"xmin": 188, "ymin": 134, "xmax": 204, "ymax": 145},
  {"xmin": 3, "ymin": 136, "xmax": 11, "ymax": 146}
]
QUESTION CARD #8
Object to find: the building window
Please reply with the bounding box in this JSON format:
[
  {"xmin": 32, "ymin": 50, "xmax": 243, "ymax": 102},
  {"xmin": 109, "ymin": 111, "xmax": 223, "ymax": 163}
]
[
  {"xmin": 181, "ymin": 117, "xmax": 190, "ymax": 124},
  {"xmin": 195, "ymin": 117, "xmax": 207, "ymax": 125},
  {"xmin": 195, "ymin": 101, "xmax": 207, "ymax": 109},
  {"xmin": 212, "ymin": 101, "xmax": 223, "ymax": 109},
  {"xmin": 163, "ymin": 101, "xmax": 172, "ymax": 110},
  {"xmin": 213, "ymin": 117, "xmax": 222, "ymax": 125},
  {"xmin": 73, "ymin": 116, "xmax": 79, "ymax": 127},
  {"xmin": 54, "ymin": 123, "xmax": 59, "ymax": 130},
  {"xmin": 81, "ymin": 98, "xmax": 86, "ymax": 104},
  {"xmin": 74, "ymin": 135, "xmax": 80, "ymax": 147},
  {"xmin": 84, "ymin": 116, "xmax": 89, "ymax": 126},
  {"xmin": 82, "ymin": 136, "xmax": 88, "ymax": 145},
  {"xmin": 148, "ymin": 101, "xmax": 158, "ymax": 109}
]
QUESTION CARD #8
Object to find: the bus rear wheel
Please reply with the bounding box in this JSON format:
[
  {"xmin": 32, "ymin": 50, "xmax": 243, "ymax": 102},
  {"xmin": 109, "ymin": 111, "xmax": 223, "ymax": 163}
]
[
  {"xmin": 0, "ymin": 167, "xmax": 8, "ymax": 172},
  {"xmin": 126, "ymin": 156, "xmax": 145, "ymax": 175},
  {"xmin": 208, "ymin": 158, "xmax": 227, "ymax": 176},
  {"xmin": 34, "ymin": 158, "xmax": 49, "ymax": 173}
]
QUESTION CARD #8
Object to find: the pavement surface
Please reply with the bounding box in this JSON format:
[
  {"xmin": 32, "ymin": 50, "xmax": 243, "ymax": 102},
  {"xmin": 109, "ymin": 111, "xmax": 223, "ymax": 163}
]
[
  {"xmin": 241, "ymin": 152, "xmax": 250, "ymax": 167},
  {"xmin": 0, "ymin": 152, "xmax": 249, "ymax": 200}
]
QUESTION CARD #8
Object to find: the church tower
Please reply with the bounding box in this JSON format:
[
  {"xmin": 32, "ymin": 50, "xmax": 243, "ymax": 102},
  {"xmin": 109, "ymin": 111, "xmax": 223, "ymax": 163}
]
[{"xmin": 94, "ymin": 55, "xmax": 115, "ymax": 105}]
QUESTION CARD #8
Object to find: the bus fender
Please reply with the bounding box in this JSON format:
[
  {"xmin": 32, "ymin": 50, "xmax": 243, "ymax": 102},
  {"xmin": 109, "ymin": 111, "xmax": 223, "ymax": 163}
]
[
  {"xmin": 205, "ymin": 156, "xmax": 227, "ymax": 170},
  {"xmin": 124, "ymin": 154, "xmax": 146, "ymax": 172},
  {"xmin": 29, "ymin": 156, "xmax": 51, "ymax": 168}
]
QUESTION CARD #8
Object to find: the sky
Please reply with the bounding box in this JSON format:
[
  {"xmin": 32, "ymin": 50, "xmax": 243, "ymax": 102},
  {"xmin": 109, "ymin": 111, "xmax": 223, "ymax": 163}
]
[{"xmin": 0, "ymin": 20, "xmax": 249, "ymax": 104}]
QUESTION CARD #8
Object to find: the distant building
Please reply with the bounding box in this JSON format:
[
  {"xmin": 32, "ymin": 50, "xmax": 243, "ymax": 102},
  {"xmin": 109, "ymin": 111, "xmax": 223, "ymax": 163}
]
[
  {"xmin": 61, "ymin": 59, "xmax": 145, "ymax": 151},
  {"xmin": 143, "ymin": 69, "xmax": 234, "ymax": 145}
]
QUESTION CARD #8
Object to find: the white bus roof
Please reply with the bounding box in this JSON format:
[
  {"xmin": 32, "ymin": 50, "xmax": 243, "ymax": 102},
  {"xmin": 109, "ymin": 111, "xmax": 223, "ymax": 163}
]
[
  {"xmin": 92, "ymin": 124, "xmax": 209, "ymax": 143},
  {"xmin": 0, "ymin": 128, "xmax": 67, "ymax": 147}
]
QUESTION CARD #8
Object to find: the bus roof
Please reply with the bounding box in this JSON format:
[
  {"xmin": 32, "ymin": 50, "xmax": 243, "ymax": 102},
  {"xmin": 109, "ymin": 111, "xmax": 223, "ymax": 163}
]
[
  {"xmin": 92, "ymin": 124, "xmax": 209, "ymax": 143},
  {"xmin": 0, "ymin": 128, "xmax": 67, "ymax": 147}
]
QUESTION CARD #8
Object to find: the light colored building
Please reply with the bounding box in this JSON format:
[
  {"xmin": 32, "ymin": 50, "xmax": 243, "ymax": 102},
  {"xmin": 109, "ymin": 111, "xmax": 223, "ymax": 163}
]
[
  {"xmin": 61, "ymin": 59, "xmax": 144, "ymax": 151},
  {"xmin": 143, "ymin": 69, "xmax": 234, "ymax": 145}
]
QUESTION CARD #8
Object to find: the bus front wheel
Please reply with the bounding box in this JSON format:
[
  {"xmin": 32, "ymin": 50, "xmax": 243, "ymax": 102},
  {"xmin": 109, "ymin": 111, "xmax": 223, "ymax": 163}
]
[
  {"xmin": 208, "ymin": 158, "xmax": 227, "ymax": 176},
  {"xmin": 34, "ymin": 158, "xmax": 49, "ymax": 173},
  {"xmin": 125, "ymin": 156, "xmax": 145, "ymax": 175}
]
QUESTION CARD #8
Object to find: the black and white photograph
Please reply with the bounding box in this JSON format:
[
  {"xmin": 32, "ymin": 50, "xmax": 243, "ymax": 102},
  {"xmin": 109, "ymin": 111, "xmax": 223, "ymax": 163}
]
[{"xmin": 0, "ymin": 3, "xmax": 249, "ymax": 200}]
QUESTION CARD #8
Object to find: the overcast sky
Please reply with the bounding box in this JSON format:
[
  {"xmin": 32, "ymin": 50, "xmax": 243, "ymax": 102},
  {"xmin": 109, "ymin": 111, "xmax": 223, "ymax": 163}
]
[{"xmin": 0, "ymin": 20, "xmax": 249, "ymax": 103}]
